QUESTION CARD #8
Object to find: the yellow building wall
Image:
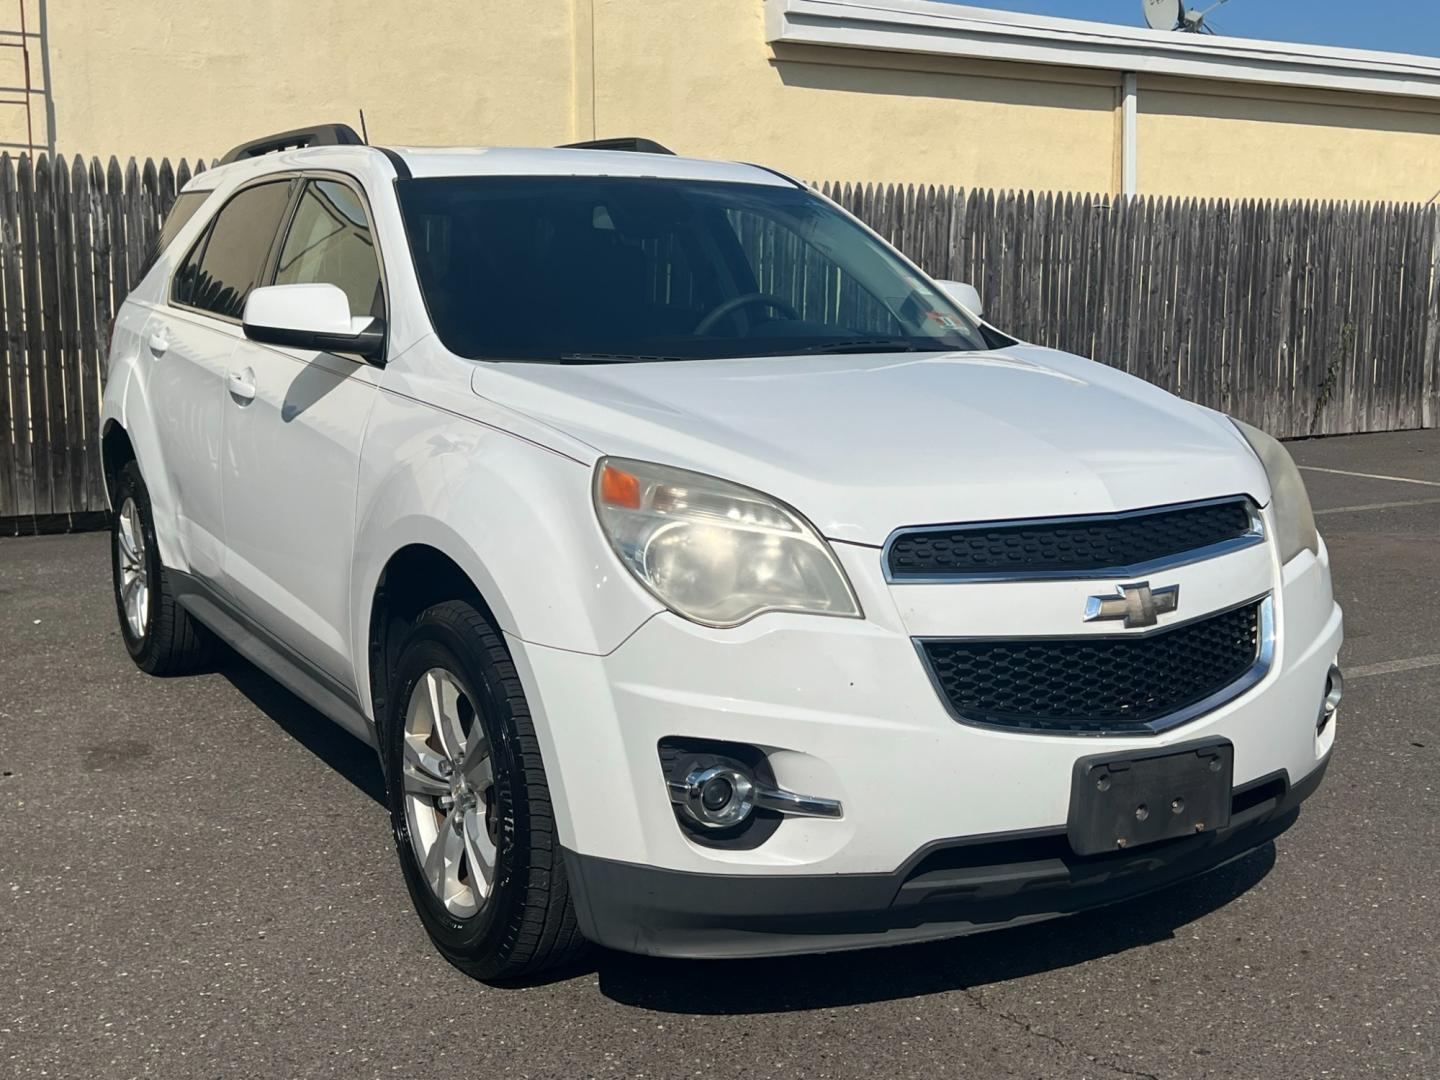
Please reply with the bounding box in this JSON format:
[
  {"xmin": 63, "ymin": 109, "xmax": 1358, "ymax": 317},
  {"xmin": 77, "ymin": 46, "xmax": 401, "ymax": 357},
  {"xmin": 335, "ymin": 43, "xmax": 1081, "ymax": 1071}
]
[
  {"xmin": 587, "ymin": 1, "xmax": 1120, "ymax": 192},
  {"xmin": 45, "ymin": 0, "xmax": 1121, "ymax": 192},
  {"xmin": 1138, "ymin": 78, "xmax": 1440, "ymax": 202},
  {"xmin": 34, "ymin": 0, "xmax": 1440, "ymax": 203},
  {"xmin": 45, "ymin": 0, "xmax": 579, "ymax": 162}
]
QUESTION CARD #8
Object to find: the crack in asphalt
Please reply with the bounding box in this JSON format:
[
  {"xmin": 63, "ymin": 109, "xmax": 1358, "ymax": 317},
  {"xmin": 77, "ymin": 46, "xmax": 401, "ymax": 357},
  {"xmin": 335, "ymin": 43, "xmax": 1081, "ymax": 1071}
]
[{"xmin": 962, "ymin": 988, "xmax": 1162, "ymax": 1080}]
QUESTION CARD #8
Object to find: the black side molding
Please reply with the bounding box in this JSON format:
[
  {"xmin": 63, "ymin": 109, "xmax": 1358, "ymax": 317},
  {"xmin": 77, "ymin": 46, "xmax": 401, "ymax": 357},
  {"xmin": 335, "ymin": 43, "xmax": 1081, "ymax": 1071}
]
[
  {"xmin": 219, "ymin": 123, "xmax": 365, "ymax": 165},
  {"xmin": 559, "ymin": 137, "xmax": 675, "ymax": 155}
]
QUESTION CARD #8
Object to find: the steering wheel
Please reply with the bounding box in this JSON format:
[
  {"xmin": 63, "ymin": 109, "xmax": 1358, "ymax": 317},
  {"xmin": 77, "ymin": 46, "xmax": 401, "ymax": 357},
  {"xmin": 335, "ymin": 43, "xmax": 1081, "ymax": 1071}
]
[{"xmin": 694, "ymin": 292, "xmax": 800, "ymax": 335}]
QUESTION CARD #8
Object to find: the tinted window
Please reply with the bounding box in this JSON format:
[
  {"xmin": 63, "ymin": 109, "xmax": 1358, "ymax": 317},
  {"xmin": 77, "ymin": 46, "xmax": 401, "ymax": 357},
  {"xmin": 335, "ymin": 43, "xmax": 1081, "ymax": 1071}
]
[
  {"xmin": 141, "ymin": 190, "xmax": 210, "ymax": 277},
  {"xmin": 274, "ymin": 180, "xmax": 383, "ymax": 319},
  {"xmin": 397, "ymin": 176, "xmax": 992, "ymax": 363},
  {"xmin": 725, "ymin": 208, "xmax": 905, "ymax": 339},
  {"xmin": 179, "ymin": 180, "xmax": 292, "ymax": 319}
]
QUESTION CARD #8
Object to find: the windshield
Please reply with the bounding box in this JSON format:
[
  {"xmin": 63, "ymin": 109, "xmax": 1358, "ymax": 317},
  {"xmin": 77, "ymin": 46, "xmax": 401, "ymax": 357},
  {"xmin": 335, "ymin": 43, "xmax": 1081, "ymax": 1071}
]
[{"xmin": 396, "ymin": 176, "xmax": 995, "ymax": 362}]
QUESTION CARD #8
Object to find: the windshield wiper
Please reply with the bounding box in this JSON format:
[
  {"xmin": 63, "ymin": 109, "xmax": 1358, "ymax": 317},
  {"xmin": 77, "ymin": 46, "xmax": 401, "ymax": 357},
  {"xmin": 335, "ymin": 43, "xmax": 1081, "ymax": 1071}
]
[
  {"xmin": 762, "ymin": 338, "xmax": 951, "ymax": 356},
  {"xmin": 555, "ymin": 341, "xmax": 953, "ymax": 362},
  {"xmin": 559, "ymin": 352, "xmax": 693, "ymax": 363}
]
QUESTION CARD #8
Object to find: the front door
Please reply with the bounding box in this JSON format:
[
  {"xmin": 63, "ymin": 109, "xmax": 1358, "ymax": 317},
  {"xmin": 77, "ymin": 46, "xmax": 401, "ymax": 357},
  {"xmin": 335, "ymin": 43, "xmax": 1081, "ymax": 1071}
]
[
  {"xmin": 219, "ymin": 177, "xmax": 387, "ymax": 688},
  {"xmin": 150, "ymin": 178, "xmax": 296, "ymax": 581}
]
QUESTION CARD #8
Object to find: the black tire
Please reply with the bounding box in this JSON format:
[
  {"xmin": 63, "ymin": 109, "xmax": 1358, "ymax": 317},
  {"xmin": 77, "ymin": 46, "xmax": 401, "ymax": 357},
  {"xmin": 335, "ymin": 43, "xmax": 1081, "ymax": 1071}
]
[
  {"xmin": 384, "ymin": 599, "xmax": 587, "ymax": 981},
  {"xmin": 110, "ymin": 460, "xmax": 215, "ymax": 676}
]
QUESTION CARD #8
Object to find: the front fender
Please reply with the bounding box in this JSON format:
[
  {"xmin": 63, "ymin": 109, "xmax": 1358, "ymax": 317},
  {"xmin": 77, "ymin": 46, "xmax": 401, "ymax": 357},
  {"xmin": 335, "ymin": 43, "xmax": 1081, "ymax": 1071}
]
[{"xmin": 350, "ymin": 387, "xmax": 663, "ymax": 715}]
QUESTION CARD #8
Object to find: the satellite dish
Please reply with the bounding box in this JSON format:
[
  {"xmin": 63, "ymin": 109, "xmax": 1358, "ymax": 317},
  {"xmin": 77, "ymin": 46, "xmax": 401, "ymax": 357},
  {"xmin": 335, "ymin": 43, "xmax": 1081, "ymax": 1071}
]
[
  {"xmin": 1142, "ymin": 0, "xmax": 1181, "ymax": 31},
  {"xmin": 1141, "ymin": 0, "xmax": 1229, "ymax": 33}
]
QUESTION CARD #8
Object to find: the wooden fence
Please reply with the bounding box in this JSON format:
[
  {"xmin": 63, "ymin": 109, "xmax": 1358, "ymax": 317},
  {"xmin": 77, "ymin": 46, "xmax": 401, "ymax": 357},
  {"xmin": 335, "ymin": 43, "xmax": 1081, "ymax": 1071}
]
[
  {"xmin": 0, "ymin": 157, "xmax": 1438, "ymax": 535},
  {"xmin": 819, "ymin": 182, "xmax": 1440, "ymax": 441},
  {"xmin": 0, "ymin": 154, "xmax": 208, "ymax": 536}
]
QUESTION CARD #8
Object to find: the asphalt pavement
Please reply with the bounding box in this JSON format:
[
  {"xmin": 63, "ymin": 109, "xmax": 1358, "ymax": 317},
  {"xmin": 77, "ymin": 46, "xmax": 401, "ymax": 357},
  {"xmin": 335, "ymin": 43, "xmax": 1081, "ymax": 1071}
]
[{"xmin": 1, "ymin": 429, "xmax": 1437, "ymax": 1079}]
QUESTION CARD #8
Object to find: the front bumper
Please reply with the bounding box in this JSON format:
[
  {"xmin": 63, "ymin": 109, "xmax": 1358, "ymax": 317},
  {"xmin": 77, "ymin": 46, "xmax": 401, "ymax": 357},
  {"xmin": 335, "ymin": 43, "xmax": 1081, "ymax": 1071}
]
[
  {"xmin": 508, "ymin": 530, "xmax": 1341, "ymax": 958},
  {"xmin": 564, "ymin": 755, "xmax": 1327, "ymax": 958}
]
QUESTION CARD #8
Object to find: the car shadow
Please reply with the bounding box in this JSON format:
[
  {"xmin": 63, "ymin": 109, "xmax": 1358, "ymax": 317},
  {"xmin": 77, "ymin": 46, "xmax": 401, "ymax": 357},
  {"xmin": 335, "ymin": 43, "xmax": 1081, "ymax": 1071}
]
[
  {"xmin": 590, "ymin": 843, "xmax": 1276, "ymax": 1014},
  {"xmin": 220, "ymin": 656, "xmax": 387, "ymax": 807}
]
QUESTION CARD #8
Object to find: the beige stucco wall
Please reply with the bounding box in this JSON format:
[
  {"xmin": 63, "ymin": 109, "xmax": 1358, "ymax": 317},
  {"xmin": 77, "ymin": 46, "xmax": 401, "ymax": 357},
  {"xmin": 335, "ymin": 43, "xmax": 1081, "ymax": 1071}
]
[
  {"xmin": 1138, "ymin": 77, "xmax": 1440, "ymax": 202},
  {"xmin": 42, "ymin": 0, "xmax": 1121, "ymax": 192},
  {"xmin": 587, "ymin": 1, "xmax": 1121, "ymax": 192},
  {"xmin": 44, "ymin": 0, "xmax": 579, "ymax": 161},
  {"xmin": 27, "ymin": 0, "xmax": 1440, "ymax": 202}
]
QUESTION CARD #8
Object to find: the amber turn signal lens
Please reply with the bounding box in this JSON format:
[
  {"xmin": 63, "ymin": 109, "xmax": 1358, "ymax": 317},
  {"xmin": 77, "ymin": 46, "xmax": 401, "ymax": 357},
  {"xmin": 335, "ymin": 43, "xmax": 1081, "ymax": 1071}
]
[{"xmin": 599, "ymin": 465, "xmax": 642, "ymax": 509}]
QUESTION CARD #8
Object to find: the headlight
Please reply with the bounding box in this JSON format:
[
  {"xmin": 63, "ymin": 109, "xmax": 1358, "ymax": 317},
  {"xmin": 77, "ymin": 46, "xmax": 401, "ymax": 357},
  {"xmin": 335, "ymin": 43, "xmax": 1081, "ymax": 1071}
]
[
  {"xmin": 593, "ymin": 457, "xmax": 862, "ymax": 628},
  {"xmin": 1231, "ymin": 419, "xmax": 1318, "ymax": 562}
]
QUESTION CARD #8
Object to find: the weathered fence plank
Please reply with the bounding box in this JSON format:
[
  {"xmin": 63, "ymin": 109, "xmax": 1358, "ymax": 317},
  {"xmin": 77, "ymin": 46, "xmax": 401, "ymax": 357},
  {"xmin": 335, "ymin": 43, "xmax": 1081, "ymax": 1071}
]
[
  {"xmin": 35, "ymin": 155, "xmax": 71, "ymax": 524},
  {"xmin": 0, "ymin": 157, "xmax": 28, "ymax": 535},
  {"xmin": 16, "ymin": 154, "xmax": 51, "ymax": 524},
  {"xmin": 73, "ymin": 157, "xmax": 105, "ymax": 514},
  {"xmin": 0, "ymin": 157, "xmax": 18, "ymax": 528}
]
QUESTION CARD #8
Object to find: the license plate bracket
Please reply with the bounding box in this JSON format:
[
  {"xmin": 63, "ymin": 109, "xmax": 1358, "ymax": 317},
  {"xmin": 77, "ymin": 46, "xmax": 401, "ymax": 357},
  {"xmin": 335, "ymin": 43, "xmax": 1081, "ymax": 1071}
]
[{"xmin": 1067, "ymin": 738, "xmax": 1233, "ymax": 857}]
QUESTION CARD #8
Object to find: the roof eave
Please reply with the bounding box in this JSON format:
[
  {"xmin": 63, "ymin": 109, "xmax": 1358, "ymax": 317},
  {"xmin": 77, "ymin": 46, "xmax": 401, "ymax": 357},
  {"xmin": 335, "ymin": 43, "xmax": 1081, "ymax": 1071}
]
[{"xmin": 765, "ymin": 0, "xmax": 1440, "ymax": 101}]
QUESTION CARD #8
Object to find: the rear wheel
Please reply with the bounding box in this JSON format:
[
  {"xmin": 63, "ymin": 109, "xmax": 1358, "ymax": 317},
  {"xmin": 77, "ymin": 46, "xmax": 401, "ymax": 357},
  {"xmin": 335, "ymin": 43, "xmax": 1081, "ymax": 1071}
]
[
  {"xmin": 110, "ymin": 461, "xmax": 214, "ymax": 675},
  {"xmin": 385, "ymin": 599, "xmax": 586, "ymax": 981}
]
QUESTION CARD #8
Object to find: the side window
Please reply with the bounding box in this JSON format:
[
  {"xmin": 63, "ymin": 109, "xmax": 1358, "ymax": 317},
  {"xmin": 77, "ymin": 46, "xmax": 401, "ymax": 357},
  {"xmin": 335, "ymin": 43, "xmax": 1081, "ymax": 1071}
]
[
  {"xmin": 172, "ymin": 230, "xmax": 205, "ymax": 308},
  {"xmin": 274, "ymin": 179, "xmax": 383, "ymax": 319},
  {"xmin": 140, "ymin": 189, "xmax": 210, "ymax": 277},
  {"xmin": 175, "ymin": 180, "xmax": 293, "ymax": 320}
]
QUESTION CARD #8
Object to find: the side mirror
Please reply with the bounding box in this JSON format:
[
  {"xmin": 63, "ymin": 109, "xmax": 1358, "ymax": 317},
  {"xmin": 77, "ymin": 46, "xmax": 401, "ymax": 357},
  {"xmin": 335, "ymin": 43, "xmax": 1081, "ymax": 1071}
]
[
  {"xmin": 936, "ymin": 280, "xmax": 983, "ymax": 319},
  {"xmin": 243, "ymin": 283, "xmax": 385, "ymax": 362}
]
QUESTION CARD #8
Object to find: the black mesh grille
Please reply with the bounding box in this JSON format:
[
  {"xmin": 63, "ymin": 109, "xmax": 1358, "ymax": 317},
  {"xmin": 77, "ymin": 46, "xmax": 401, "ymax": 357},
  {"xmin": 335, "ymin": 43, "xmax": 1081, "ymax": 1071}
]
[
  {"xmin": 888, "ymin": 498, "xmax": 1255, "ymax": 579},
  {"xmin": 922, "ymin": 601, "xmax": 1264, "ymax": 734}
]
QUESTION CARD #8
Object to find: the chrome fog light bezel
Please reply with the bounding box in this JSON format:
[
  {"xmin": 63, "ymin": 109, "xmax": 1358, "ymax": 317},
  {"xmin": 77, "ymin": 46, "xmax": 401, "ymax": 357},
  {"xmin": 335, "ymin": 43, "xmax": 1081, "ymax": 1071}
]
[
  {"xmin": 674, "ymin": 765, "xmax": 757, "ymax": 829},
  {"xmin": 1319, "ymin": 664, "xmax": 1343, "ymax": 733}
]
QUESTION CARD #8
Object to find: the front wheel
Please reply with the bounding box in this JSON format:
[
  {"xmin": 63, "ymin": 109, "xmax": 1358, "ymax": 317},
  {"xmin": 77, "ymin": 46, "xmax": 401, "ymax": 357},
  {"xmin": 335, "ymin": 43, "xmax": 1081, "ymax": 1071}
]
[{"xmin": 384, "ymin": 599, "xmax": 586, "ymax": 981}]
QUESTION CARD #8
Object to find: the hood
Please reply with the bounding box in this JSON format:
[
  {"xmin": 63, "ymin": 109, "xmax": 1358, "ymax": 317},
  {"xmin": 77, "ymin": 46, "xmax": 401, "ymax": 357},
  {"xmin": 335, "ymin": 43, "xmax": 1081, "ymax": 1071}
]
[{"xmin": 470, "ymin": 347, "xmax": 1269, "ymax": 546}]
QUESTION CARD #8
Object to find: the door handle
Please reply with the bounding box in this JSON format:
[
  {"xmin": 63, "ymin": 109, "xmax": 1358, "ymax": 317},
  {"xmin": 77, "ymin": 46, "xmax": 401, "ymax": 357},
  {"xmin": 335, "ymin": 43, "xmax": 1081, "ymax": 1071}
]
[
  {"xmin": 148, "ymin": 330, "xmax": 169, "ymax": 356},
  {"xmin": 227, "ymin": 367, "xmax": 256, "ymax": 403}
]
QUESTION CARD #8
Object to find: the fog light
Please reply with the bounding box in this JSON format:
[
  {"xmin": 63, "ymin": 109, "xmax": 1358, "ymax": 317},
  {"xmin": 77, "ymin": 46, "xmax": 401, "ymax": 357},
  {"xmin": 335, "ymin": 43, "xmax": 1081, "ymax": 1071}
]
[
  {"xmin": 660, "ymin": 738, "xmax": 845, "ymax": 847},
  {"xmin": 1319, "ymin": 664, "xmax": 1343, "ymax": 734},
  {"xmin": 700, "ymin": 774, "xmax": 734, "ymax": 812},
  {"xmin": 674, "ymin": 765, "xmax": 755, "ymax": 829}
]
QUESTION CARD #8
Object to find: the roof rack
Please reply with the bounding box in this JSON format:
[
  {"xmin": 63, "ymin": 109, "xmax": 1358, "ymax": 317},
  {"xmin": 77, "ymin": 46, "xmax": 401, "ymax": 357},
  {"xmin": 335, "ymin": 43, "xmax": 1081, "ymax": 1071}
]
[
  {"xmin": 219, "ymin": 123, "xmax": 365, "ymax": 165},
  {"xmin": 558, "ymin": 137, "xmax": 675, "ymax": 156}
]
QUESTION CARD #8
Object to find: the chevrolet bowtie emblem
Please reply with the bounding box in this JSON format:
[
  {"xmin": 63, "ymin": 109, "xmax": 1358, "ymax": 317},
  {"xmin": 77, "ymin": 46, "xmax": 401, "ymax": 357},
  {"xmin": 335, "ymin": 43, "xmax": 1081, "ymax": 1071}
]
[{"xmin": 1084, "ymin": 581, "xmax": 1180, "ymax": 629}]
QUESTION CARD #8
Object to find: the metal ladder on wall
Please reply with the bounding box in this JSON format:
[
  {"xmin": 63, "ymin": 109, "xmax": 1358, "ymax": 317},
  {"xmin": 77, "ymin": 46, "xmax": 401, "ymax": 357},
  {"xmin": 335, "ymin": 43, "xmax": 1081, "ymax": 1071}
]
[{"xmin": 0, "ymin": 0, "xmax": 50, "ymax": 154}]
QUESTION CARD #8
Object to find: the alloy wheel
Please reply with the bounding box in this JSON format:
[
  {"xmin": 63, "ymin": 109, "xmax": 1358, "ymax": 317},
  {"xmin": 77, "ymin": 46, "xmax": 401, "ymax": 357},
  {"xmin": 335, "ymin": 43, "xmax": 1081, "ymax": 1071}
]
[
  {"xmin": 116, "ymin": 497, "xmax": 150, "ymax": 640},
  {"xmin": 401, "ymin": 667, "xmax": 499, "ymax": 918}
]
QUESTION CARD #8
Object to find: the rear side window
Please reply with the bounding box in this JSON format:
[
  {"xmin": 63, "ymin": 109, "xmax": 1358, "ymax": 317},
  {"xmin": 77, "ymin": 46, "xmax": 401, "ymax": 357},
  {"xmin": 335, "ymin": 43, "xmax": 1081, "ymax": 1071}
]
[
  {"xmin": 274, "ymin": 180, "xmax": 383, "ymax": 319},
  {"xmin": 140, "ymin": 190, "xmax": 210, "ymax": 277},
  {"xmin": 174, "ymin": 180, "xmax": 293, "ymax": 319}
]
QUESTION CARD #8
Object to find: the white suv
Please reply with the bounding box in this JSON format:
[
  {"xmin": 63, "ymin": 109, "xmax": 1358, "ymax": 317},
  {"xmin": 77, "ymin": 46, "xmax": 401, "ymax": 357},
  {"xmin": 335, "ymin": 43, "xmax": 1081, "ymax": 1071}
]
[{"xmin": 101, "ymin": 125, "xmax": 1343, "ymax": 979}]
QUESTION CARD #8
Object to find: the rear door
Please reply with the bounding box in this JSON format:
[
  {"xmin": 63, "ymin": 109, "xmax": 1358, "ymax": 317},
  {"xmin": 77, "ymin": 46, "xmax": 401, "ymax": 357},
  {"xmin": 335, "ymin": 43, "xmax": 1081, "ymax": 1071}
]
[
  {"xmin": 149, "ymin": 179, "xmax": 295, "ymax": 582},
  {"xmin": 218, "ymin": 176, "xmax": 386, "ymax": 688}
]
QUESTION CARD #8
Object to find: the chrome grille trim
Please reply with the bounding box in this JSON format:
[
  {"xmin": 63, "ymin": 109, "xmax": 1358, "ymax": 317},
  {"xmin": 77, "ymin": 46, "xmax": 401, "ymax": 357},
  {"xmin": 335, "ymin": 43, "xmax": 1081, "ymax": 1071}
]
[{"xmin": 883, "ymin": 496, "xmax": 1265, "ymax": 584}]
